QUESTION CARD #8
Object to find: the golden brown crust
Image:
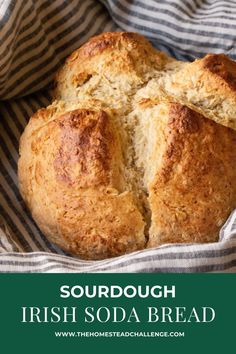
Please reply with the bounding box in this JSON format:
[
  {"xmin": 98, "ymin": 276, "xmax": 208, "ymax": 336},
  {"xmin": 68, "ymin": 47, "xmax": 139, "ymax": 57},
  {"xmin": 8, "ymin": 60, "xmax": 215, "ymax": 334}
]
[
  {"xmin": 202, "ymin": 54, "xmax": 236, "ymax": 92},
  {"xmin": 148, "ymin": 102, "xmax": 236, "ymax": 246},
  {"xmin": 161, "ymin": 53, "xmax": 236, "ymax": 130},
  {"xmin": 18, "ymin": 103, "xmax": 145, "ymax": 259},
  {"xmin": 54, "ymin": 32, "xmax": 171, "ymax": 103},
  {"xmin": 64, "ymin": 31, "xmax": 168, "ymax": 68},
  {"xmin": 57, "ymin": 191, "xmax": 145, "ymax": 259},
  {"xmin": 53, "ymin": 110, "xmax": 115, "ymax": 188},
  {"xmin": 67, "ymin": 32, "xmax": 152, "ymax": 61}
]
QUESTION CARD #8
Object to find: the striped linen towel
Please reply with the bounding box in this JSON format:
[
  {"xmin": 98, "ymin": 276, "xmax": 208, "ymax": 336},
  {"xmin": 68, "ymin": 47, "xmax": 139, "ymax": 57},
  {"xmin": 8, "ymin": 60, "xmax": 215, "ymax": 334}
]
[{"xmin": 1, "ymin": 0, "xmax": 236, "ymax": 273}]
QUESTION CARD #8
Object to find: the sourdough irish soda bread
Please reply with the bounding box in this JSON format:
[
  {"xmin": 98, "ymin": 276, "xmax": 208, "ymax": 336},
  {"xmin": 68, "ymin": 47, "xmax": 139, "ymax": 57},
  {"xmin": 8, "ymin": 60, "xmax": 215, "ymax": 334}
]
[{"xmin": 18, "ymin": 32, "xmax": 236, "ymax": 259}]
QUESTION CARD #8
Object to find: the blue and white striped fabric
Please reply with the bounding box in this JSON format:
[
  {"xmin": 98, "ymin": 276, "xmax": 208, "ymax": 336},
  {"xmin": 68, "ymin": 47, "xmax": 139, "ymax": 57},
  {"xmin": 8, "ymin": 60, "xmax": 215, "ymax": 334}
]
[{"xmin": 1, "ymin": 0, "xmax": 236, "ymax": 272}]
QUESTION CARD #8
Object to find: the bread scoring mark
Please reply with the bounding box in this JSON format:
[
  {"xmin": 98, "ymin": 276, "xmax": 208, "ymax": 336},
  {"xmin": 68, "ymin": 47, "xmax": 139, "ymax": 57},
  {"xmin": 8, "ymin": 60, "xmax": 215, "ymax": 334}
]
[
  {"xmin": 54, "ymin": 109, "xmax": 112, "ymax": 187},
  {"xmin": 202, "ymin": 54, "xmax": 236, "ymax": 91}
]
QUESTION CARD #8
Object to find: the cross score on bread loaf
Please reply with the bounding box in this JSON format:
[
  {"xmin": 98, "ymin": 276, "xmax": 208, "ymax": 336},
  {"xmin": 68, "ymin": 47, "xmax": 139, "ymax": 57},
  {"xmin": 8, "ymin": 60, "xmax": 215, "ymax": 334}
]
[{"xmin": 18, "ymin": 32, "xmax": 236, "ymax": 260}]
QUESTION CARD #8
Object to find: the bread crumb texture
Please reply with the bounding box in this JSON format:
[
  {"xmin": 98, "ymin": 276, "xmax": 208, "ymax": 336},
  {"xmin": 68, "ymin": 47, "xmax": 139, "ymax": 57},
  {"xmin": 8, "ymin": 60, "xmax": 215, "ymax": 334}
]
[{"xmin": 18, "ymin": 32, "xmax": 236, "ymax": 259}]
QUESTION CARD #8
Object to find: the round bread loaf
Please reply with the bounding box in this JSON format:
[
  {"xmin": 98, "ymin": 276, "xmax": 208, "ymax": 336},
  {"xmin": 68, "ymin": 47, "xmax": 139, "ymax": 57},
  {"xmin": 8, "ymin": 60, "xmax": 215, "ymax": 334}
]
[{"xmin": 18, "ymin": 32, "xmax": 236, "ymax": 259}]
